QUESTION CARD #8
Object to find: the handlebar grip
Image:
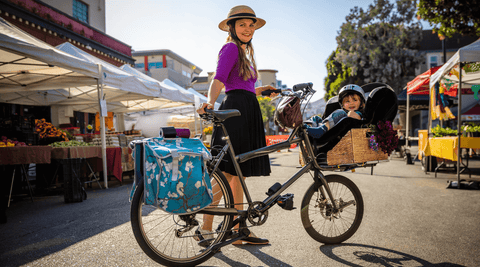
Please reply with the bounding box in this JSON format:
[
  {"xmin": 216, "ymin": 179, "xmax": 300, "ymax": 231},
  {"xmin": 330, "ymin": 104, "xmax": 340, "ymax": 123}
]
[
  {"xmin": 261, "ymin": 89, "xmax": 282, "ymax": 96},
  {"xmin": 293, "ymin": 82, "xmax": 313, "ymax": 92}
]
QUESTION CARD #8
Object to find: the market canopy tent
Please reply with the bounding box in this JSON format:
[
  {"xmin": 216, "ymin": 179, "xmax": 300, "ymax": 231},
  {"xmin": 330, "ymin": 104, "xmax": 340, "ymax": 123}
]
[
  {"xmin": 0, "ymin": 18, "xmax": 99, "ymax": 94},
  {"xmin": 407, "ymin": 66, "xmax": 443, "ymax": 95},
  {"xmin": 428, "ymin": 38, "xmax": 480, "ymax": 184},
  {"xmin": 117, "ymin": 65, "xmax": 200, "ymax": 112}
]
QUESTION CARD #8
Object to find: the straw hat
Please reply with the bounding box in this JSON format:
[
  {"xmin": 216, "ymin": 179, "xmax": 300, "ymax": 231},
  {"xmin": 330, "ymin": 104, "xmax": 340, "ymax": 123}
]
[{"xmin": 218, "ymin": 5, "xmax": 266, "ymax": 32}]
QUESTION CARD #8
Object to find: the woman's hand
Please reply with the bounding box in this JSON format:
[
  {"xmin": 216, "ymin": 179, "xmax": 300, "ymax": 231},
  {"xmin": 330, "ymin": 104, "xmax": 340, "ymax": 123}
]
[
  {"xmin": 196, "ymin": 103, "xmax": 214, "ymax": 115},
  {"xmin": 255, "ymin": 85, "xmax": 279, "ymax": 97},
  {"xmin": 347, "ymin": 110, "xmax": 361, "ymax": 120}
]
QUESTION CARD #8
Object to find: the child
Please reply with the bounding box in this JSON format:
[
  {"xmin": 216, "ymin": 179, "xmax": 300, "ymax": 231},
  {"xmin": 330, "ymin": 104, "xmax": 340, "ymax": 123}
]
[{"xmin": 306, "ymin": 84, "xmax": 365, "ymax": 138}]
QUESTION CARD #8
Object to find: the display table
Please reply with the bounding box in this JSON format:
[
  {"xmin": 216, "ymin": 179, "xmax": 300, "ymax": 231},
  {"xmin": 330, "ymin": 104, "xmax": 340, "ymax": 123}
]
[
  {"xmin": 87, "ymin": 147, "xmax": 123, "ymax": 182},
  {"xmin": 0, "ymin": 146, "xmax": 53, "ymax": 211},
  {"xmin": 424, "ymin": 137, "xmax": 480, "ymax": 161},
  {"xmin": 0, "ymin": 146, "xmax": 52, "ymax": 165},
  {"xmin": 424, "ymin": 137, "xmax": 480, "ymax": 177},
  {"xmin": 51, "ymin": 146, "xmax": 101, "ymax": 159}
]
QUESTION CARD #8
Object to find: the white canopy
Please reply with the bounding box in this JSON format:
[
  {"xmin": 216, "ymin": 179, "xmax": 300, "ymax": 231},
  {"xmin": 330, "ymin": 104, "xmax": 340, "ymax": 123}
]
[
  {"xmin": 0, "ymin": 17, "xmax": 98, "ymax": 94},
  {"xmin": 427, "ymin": 38, "xmax": 480, "ymax": 185},
  {"xmin": 117, "ymin": 65, "xmax": 198, "ymax": 112},
  {"xmin": 430, "ymin": 38, "xmax": 480, "ymax": 88}
]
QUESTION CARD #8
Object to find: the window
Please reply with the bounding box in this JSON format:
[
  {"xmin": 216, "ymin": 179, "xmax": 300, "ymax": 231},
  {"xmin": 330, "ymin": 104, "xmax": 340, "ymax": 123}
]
[
  {"xmin": 73, "ymin": 0, "xmax": 88, "ymax": 24},
  {"xmin": 135, "ymin": 63, "xmax": 145, "ymax": 69}
]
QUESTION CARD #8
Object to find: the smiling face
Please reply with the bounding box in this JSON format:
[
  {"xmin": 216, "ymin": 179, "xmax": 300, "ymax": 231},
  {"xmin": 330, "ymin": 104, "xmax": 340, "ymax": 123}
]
[
  {"xmin": 234, "ymin": 18, "xmax": 256, "ymax": 44},
  {"xmin": 342, "ymin": 94, "xmax": 362, "ymax": 111}
]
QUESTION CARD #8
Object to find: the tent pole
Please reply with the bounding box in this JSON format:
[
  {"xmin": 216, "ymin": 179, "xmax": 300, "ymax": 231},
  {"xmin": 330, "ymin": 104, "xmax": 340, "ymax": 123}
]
[
  {"xmin": 406, "ymin": 92, "xmax": 410, "ymax": 147},
  {"xmin": 457, "ymin": 63, "xmax": 463, "ymax": 188},
  {"xmin": 97, "ymin": 64, "xmax": 108, "ymax": 189}
]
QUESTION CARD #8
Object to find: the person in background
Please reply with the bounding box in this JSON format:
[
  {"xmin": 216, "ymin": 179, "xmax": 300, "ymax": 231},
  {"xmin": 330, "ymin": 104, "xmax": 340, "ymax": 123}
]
[{"xmin": 197, "ymin": 5, "xmax": 277, "ymax": 245}]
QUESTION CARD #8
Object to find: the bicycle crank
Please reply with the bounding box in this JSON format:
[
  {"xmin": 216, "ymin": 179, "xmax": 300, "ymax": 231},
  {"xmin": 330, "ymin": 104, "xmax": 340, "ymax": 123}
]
[{"xmin": 247, "ymin": 201, "xmax": 268, "ymax": 226}]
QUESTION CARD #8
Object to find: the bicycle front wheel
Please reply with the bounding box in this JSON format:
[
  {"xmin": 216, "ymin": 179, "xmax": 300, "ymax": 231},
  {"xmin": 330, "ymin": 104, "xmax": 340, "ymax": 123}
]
[
  {"xmin": 130, "ymin": 169, "xmax": 234, "ymax": 267},
  {"xmin": 301, "ymin": 174, "xmax": 364, "ymax": 244}
]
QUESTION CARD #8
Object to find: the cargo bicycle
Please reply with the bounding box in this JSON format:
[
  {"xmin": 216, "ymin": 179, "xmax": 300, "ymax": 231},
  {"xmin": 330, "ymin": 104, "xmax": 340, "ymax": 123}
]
[{"xmin": 130, "ymin": 83, "xmax": 375, "ymax": 267}]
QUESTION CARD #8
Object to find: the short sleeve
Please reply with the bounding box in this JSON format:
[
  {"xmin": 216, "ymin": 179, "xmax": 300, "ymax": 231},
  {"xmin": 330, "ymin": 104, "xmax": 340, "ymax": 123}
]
[{"xmin": 214, "ymin": 43, "xmax": 238, "ymax": 84}]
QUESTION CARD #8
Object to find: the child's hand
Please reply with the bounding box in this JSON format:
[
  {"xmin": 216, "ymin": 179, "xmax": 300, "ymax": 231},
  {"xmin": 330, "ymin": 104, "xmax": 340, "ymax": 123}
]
[{"xmin": 347, "ymin": 111, "xmax": 361, "ymax": 120}]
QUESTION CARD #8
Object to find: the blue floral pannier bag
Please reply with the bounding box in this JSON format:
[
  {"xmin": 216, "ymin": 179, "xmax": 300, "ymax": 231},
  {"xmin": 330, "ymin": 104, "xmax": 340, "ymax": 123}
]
[{"xmin": 132, "ymin": 137, "xmax": 213, "ymax": 214}]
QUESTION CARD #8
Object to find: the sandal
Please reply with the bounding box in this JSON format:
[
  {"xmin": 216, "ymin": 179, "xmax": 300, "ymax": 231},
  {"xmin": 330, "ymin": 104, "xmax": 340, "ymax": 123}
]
[
  {"xmin": 234, "ymin": 231, "xmax": 269, "ymax": 245},
  {"xmin": 193, "ymin": 227, "xmax": 214, "ymax": 247}
]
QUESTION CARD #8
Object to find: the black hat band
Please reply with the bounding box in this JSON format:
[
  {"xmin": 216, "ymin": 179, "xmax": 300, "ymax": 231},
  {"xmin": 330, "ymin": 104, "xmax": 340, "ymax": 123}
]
[{"xmin": 229, "ymin": 13, "xmax": 257, "ymax": 19}]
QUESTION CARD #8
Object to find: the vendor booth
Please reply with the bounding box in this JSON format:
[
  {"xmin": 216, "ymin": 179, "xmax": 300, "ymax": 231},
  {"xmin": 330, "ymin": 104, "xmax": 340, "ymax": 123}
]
[
  {"xmin": 0, "ymin": 17, "xmax": 197, "ymax": 205},
  {"xmin": 423, "ymin": 38, "xmax": 480, "ymax": 185}
]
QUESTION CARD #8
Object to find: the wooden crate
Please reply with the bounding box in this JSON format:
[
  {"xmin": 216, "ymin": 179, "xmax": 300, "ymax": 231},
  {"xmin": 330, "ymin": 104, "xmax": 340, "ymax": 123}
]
[{"xmin": 327, "ymin": 128, "xmax": 388, "ymax": 165}]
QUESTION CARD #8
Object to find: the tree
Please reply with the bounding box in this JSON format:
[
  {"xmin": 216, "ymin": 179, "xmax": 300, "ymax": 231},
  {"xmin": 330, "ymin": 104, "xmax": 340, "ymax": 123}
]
[
  {"xmin": 257, "ymin": 96, "xmax": 276, "ymax": 135},
  {"xmin": 325, "ymin": 0, "xmax": 424, "ymax": 97},
  {"xmin": 417, "ymin": 0, "xmax": 480, "ymax": 38},
  {"xmin": 324, "ymin": 50, "xmax": 363, "ymax": 100}
]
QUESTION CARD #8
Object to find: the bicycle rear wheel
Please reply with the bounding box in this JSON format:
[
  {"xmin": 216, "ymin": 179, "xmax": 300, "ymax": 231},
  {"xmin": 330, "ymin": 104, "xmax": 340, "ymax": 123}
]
[
  {"xmin": 130, "ymin": 169, "xmax": 234, "ymax": 267},
  {"xmin": 301, "ymin": 174, "xmax": 364, "ymax": 244}
]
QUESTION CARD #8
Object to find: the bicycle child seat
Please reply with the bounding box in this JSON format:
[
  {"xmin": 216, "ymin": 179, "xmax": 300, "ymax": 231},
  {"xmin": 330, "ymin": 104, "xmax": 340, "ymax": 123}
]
[{"xmin": 312, "ymin": 83, "xmax": 398, "ymax": 156}]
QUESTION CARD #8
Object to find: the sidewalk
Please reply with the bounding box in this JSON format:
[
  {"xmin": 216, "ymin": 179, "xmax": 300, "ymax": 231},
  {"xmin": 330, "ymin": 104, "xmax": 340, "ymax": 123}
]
[{"xmin": 0, "ymin": 147, "xmax": 479, "ymax": 267}]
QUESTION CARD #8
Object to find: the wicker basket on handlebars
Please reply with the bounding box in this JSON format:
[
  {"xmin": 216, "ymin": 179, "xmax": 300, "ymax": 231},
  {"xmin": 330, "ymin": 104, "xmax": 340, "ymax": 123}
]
[{"xmin": 326, "ymin": 128, "xmax": 388, "ymax": 165}]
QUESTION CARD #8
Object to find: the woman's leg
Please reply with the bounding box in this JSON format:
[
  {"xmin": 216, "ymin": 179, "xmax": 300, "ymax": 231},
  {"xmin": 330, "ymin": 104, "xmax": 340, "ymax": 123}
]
[{"xmin": 201, "ymin": 171, "xmax": 242, "ymax": 231}]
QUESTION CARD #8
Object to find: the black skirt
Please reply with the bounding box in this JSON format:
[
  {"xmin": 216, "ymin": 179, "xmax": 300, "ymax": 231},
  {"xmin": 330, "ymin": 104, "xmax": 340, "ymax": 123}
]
[{"xmin": 211, "ymin": 89, "xmax": 271, "ymax": 177}]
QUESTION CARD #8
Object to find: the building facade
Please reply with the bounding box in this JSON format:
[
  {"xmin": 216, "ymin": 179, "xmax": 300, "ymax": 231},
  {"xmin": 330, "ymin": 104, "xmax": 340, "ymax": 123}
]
[
  {"xmin": 132, "ymin": 49, "xmax": 202, "ymax": 89},
  {"xmin": 0, "ymin": 0, "xmax": 133, "ymax": 66}
]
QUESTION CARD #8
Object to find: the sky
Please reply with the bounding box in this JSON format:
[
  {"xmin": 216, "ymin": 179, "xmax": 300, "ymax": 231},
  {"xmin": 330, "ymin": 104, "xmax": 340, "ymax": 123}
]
[{"xmin": 104, "ymin": 0, "xmax": 426, "ymax": 101}]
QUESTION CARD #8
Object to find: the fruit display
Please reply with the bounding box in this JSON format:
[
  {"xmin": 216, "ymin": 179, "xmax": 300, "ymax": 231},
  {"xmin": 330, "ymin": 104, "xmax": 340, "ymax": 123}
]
[
  {"xmin": 35, "ymin": 119, "xmax": 69, "ymax": 141},
  {"xmin": 0, "ymin": 136, "xmax": 27, "ymax": 147},
  {"xmin": 49, "ymin": 140, "xmax": 94, "ymax": 147}
]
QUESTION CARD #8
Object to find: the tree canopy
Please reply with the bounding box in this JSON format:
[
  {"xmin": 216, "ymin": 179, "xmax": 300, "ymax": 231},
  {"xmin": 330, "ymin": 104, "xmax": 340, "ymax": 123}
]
[
  {"xmin": 324, "ymin": 0, "xmax": 423, "ymax": 99},
  {"xmin": 417, "ymin": 0, "xmax": 480, "ymax": 38}
]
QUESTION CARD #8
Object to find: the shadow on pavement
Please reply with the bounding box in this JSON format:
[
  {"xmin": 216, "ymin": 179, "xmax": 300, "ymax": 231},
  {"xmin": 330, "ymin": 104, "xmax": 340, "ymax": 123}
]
[
  {"xmin": 0, "ymin": 180, "xmax": 134, "ymax": 267},
  {"xmin": 213, "ymin": 244, "xmax": 293, "ymax": 267},
  {"xmin": 319, "ymin": 243, "xmax": 466, "ymax": 267}
]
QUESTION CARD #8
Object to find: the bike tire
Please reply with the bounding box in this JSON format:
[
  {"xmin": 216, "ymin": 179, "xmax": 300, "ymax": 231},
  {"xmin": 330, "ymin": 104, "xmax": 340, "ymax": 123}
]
[
  {"xmin": 130, "ymin": 169, "xmax": 234, "ymax": 267},
  {"xmin": 301, "ymin": 174, "xmax": 364, "ymax": 244}
]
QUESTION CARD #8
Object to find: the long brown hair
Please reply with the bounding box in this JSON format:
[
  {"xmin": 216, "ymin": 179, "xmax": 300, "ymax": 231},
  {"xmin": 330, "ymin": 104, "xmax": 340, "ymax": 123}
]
[{"xmin": 226, "ymin": 21, "xmax": 258, "ymax": 81}]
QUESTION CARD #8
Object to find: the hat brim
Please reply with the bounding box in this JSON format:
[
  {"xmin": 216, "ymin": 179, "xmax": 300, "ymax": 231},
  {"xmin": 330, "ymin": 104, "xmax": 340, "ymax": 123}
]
[{"xmin": 218, "ymin": 17, "xmax": 266, "ymax": 32}]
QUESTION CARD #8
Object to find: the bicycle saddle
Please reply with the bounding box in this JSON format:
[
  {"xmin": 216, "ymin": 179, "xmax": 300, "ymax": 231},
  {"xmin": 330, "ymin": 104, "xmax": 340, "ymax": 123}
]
[{"xmin": 208, "ymin": 109, "xmax": 241, "ymax": 122}]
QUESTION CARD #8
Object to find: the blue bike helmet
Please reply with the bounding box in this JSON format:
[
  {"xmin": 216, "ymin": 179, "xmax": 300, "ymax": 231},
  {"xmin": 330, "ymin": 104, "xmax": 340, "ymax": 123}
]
[{"xmin": 338, "ymin": 84, "xmax": 366, "ymax": 106}]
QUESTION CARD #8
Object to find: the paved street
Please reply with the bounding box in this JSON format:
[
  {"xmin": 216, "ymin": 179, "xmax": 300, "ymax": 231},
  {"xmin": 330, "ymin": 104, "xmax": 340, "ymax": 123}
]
[{"xmin": 1, "ymin": 148, "xmax": 479, "ymax": 267}]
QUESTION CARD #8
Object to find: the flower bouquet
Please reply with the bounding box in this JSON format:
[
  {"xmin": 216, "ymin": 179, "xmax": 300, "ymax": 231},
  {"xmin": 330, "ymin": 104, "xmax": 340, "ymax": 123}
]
[{"xmin": 368, "ymin": 121, "xmax": 399, "ymax": 156}]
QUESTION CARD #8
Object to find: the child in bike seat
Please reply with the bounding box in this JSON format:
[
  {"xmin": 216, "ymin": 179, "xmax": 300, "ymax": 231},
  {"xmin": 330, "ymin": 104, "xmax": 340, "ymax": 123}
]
[{"xmin": 306, "ymin": 84, "xmax": 365, "ymax": 139}]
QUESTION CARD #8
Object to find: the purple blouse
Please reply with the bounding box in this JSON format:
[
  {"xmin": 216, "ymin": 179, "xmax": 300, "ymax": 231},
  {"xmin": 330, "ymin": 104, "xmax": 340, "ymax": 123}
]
[{"xmin": 214, "ymin": 42, "xmax": 257, "ymax": 94}]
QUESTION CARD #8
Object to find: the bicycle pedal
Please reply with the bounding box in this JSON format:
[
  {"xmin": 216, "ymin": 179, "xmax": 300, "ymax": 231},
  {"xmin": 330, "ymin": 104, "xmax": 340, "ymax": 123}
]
[
  {"xmin": 277, "ymin": 193, "xmax": 295, "ymax": 210},
  {"xmin": 266, "ymin": 182, "xmax": 282, "ymax": 196}
]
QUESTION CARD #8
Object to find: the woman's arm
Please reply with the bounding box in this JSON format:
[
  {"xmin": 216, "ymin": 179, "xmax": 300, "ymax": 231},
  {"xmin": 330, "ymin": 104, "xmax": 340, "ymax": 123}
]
[
  {"xmin": 255, "ymin": 85, "xmax": 278, "ymax": 97},
  {"xmin": 196, "ymin": 79, "xmax": 224, "ymax": 114}
]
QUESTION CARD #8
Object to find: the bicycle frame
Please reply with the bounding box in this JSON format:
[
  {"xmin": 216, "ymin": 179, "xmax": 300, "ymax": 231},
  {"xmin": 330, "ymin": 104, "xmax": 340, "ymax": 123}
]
[{"xmin": 200, "ymin": 120, "xmax": 340, "ymax": 216}]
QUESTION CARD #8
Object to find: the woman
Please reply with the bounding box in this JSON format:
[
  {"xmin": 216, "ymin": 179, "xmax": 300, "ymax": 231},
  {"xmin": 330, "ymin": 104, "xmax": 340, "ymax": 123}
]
[{"xmin": 197, "ymin": 5, "xmax": 277, "ymax": 245}]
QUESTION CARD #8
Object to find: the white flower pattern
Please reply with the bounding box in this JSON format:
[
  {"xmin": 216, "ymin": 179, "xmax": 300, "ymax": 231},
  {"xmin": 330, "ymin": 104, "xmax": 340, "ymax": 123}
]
[{"xmin": 138, "ymin": 136, "xmax": 213, "ymax": 214}]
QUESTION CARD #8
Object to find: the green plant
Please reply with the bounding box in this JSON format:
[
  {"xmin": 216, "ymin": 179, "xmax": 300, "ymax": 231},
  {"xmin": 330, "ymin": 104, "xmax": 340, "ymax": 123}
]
[
  {"xmin": 431, "ymin": 125, "xmax": 457, "ymax": 137},
  {"xmin": 464, "ymin": 124, "xmax": 480, "ymax": 133}
]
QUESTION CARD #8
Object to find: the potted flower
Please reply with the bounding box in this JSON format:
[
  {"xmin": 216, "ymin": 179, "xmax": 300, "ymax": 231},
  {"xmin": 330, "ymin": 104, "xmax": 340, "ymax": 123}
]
[{"xmin": 203, "ymin": 126, "xmax": 213, "ymax": 145}]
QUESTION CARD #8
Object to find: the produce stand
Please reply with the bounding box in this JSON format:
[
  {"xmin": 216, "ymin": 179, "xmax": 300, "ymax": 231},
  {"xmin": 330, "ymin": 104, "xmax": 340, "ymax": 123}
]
[
  {"xmin": 423, "ymin": 136, "xmax": 480, "ymax": 177},
  {"xmin": 427, "ymin": 38, "xmax": 480, "ymax": 186},
  {"xmin": 0, "ymin": 146, "xmax": 52, "ymax": 213}
]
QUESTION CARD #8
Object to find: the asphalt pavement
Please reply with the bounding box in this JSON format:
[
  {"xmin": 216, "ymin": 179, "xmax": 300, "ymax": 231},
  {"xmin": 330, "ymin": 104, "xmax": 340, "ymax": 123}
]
[{"xmin": 1, "ymin": 147, "xmax": 479, "ymax": 267}]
